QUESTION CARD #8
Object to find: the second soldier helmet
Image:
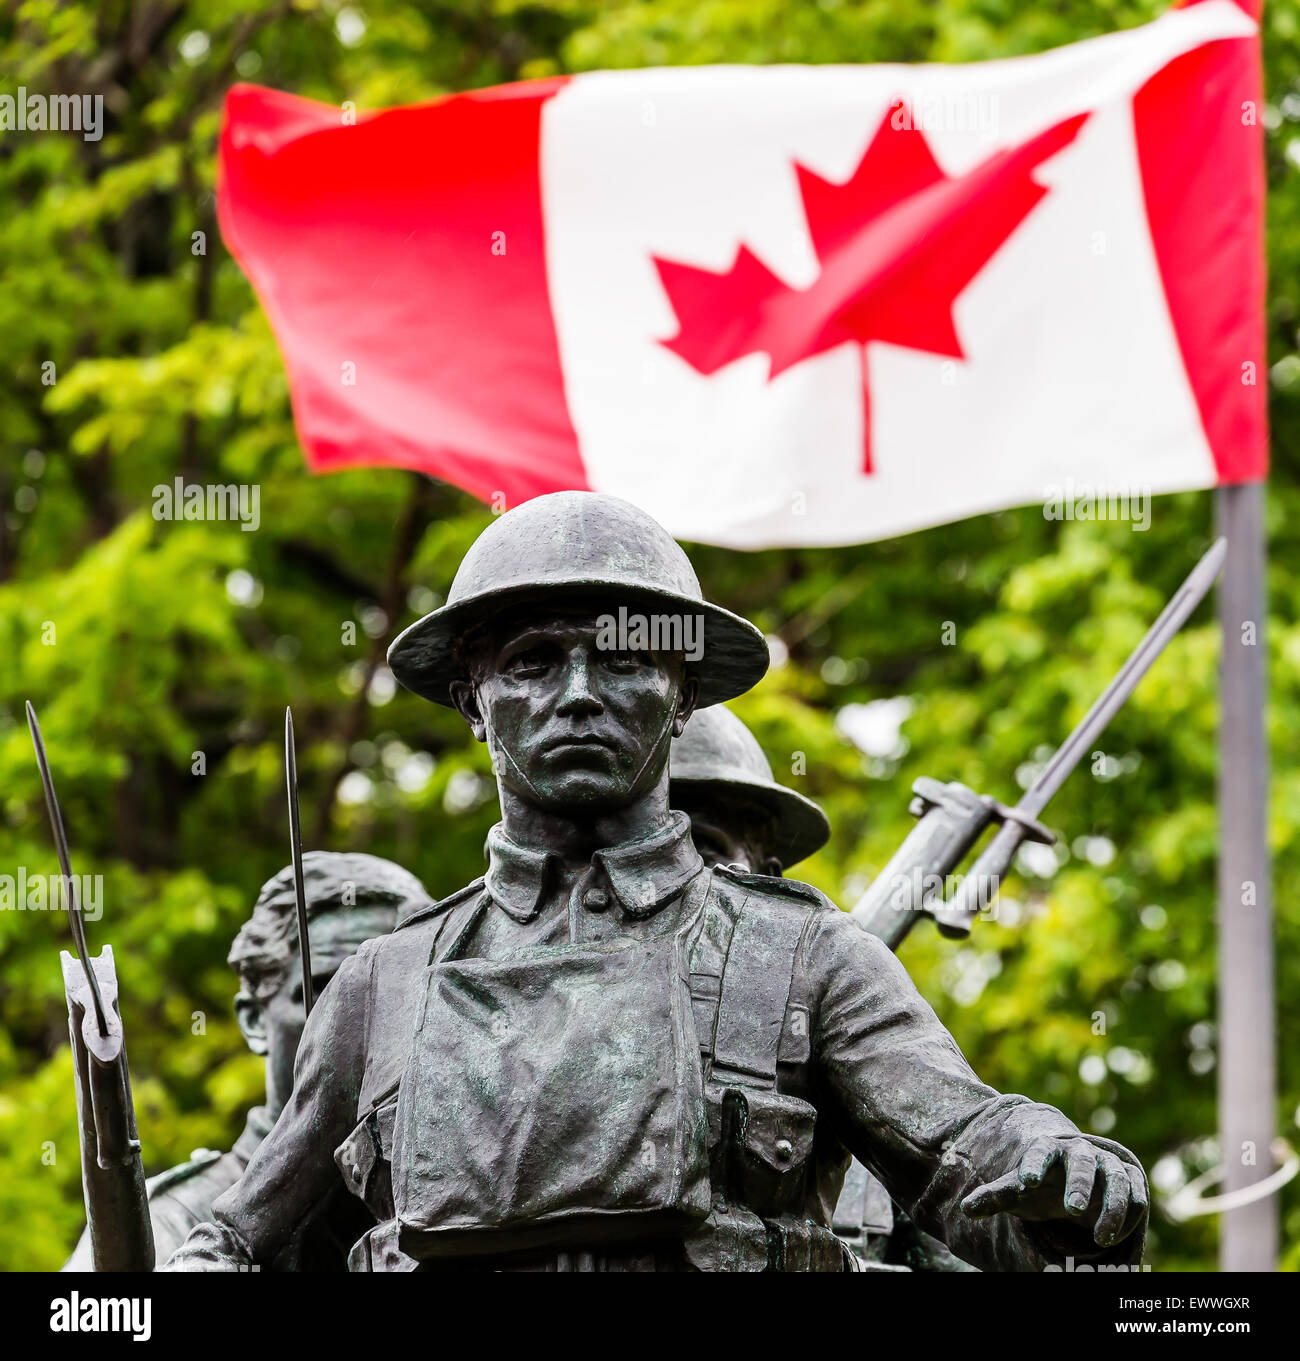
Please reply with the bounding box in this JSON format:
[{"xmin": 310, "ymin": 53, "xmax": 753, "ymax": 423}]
[{"xmin": 670, "ymin": 705, "xmax": 830, "ymax": 870}]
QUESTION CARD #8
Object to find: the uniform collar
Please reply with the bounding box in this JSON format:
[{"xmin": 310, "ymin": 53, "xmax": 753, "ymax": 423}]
[{"xmin": 485, "ymin": 812, "xmax": 704, "ymax": 923}]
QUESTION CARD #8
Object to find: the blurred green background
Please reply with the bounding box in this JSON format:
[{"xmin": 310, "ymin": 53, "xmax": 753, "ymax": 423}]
[{"xmin": 1, "ymin": 0, "xmax": 1297, "ymax": 1271}]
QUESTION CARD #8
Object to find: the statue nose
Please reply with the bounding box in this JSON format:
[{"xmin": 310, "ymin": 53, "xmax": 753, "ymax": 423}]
[{"xmin": 556, "ymin": 649, "xmax": 602, "ymax": 716}]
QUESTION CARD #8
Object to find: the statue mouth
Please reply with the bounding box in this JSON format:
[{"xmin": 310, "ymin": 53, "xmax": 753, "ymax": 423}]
[{"xmin": 542, "ymin": 734, "xmax": 617, "ymax": 752}]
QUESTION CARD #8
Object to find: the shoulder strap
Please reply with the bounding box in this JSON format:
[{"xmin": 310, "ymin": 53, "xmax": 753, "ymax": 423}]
[
  {"xmin": 395, "ymin": 876, "xmax": 484, "ymax": 932},
  {"xmin": 144, "ymin": 1148, "xmax": 223, "ymax": 1198},
  {"xmin": 710, "ymin": 889, "xmax": 813, "ymax": 1090},
  {"xmin": 714, "ymin": 865, "xmax": 830, "ymax": 910},
  {"xmin": 430, "ymin": 887, "xmax": 489, "ymax": 963}
]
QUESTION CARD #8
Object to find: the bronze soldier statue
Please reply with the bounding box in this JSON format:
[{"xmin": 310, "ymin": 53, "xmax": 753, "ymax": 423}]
[
  {"xmin": 66, "ymin": 852, "xmax": 424, "ymax": 1270},
  {"xmin": 164, "ymin": 490, "xmax": 1148, "ymax": 1272},
  {"xmin": 668, "ymin": 704, "xmax": 975, "ymax": 1271}
]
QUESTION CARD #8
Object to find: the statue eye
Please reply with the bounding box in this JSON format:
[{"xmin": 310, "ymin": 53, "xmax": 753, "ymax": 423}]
[
  {"xmin": 504, "ymin": 647, "xmax": 552, "ymax": 677},
  {"xmin": 602, "ymin": 650, "xmax": 645, "ymax": 672}
]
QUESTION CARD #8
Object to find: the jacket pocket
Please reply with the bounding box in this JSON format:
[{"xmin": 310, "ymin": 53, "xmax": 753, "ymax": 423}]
[
  {"xmin": 334, "ymin": 1093, "xmax": 398, "ymax": 1222},
  {"xmin": 707, "ymin": 1083, "xmax": 817, "ymax": 1218},
  {"xmin": 334, "ymin": 1116, "xmax": 377, "ymax": 1205}
]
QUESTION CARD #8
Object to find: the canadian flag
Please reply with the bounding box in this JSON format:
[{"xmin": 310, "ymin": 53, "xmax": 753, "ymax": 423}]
[{"xmin": 219, "ymin": 0, "xmax": 1265, "ymax": 549}]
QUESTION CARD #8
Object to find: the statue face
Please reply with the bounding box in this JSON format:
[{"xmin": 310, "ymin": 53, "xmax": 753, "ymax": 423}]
[
  {"xmin": 257, "ymin": 962, "xmax": 323, "ymax": 1118},
  {"xmin": 453, "ymin": 609, "xmax": 697, "ymax": 813},
  {"xmin": 236, "ymin": 906, "xmax": 395, "ymax": 1116}
]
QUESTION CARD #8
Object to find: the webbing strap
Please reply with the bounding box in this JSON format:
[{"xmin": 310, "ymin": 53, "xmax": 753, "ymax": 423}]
[
  {"xmin": 432, "ymin": 891, "xmax": 490, "ymax": 964},
  {"xmin": 710, "ymin": 893, "xmax": 811, "ymax": 1088}
]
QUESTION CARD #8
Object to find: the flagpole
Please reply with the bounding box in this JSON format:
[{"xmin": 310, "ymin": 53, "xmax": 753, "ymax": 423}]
[{"xmin": 1215, "ymin": 480, "xmax": 1277, "ymax": 1272}]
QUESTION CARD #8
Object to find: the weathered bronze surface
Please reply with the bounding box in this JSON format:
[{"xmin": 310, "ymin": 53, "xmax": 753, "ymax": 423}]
[
  {"xmin": 163, "ymin": 491, "xmax": 1149, "ymax": 1273},
  {"xmin": 65, "ymin": 852, "xmax": 420, "ymax": 1270},
  {"xmin": 387, "ymin": 489, "xmax": 769, "ymax": 707},
  {"xmin": 669, "ymin": 705, "xmax": 976, "ymax": 1272}
]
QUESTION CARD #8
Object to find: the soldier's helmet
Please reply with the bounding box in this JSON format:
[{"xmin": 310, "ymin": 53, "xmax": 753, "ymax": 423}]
[
  {"xmin": 388, "ymin": 491, "xmax": 769, "ymax": 708},
  {"xmin": 670, "ymin": 705, "xmax": 830, "ymax": 870},
  {"xmin": 249, "ymin": 851, "xmax": 429, "ymax": 919}
]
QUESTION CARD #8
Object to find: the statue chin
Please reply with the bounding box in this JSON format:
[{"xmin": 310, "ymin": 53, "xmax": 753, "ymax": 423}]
[{"xmin": 528, "ymin": 771, "xmax": 640, "ymax": 813}]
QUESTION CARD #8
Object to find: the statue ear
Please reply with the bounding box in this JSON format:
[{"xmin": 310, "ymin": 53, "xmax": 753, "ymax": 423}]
[
  {"xmin": 449, "ymin": 679, "xmax": 487, "ymax": 742},
  {"xmin": 673, "ymin": 674, "xmax": 701, "ymax": 736},
  {"xmin": 759, "ymin": 855, "xmax": 784, "ymax": 878},
  {"xmin": 235, "ymin": 989, "xmax": 269, "ymax": 1057}
]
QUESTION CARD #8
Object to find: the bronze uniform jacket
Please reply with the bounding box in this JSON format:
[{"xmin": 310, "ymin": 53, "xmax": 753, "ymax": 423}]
[{"xmin": 162, "ymin": 841, "xmax": 1147, "ymax": 1272}]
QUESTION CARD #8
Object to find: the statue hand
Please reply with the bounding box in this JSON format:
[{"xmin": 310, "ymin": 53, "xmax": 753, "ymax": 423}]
[{"xmin": 960, "ymin": 1137, "xmax": 1148, "ymax": 1248}]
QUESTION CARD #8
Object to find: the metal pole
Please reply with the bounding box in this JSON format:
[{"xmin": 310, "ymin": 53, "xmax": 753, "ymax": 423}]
[{"xmin": 1215, "ymin": 481, "xmax": 1276, "ymax": 1271}]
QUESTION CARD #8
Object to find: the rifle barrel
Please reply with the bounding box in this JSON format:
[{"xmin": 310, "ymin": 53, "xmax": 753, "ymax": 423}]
[{"xmin": 932, "ymin": 537, "xmax": 1226, "ymax": 938}]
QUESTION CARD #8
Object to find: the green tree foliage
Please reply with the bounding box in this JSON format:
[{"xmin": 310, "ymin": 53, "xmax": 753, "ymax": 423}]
[{"xmin": 0, "ymin": 0, "xmax": 1296, "ymax": 1271}]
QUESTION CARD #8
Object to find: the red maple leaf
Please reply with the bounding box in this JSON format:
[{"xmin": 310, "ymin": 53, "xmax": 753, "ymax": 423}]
[{"xmin": 653, "ymin": 103, "xmax": 1088, "ymax": 473}]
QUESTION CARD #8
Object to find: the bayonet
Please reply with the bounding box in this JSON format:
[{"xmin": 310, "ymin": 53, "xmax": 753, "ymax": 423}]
[
  {"xmin": 28, "ymin": 702, "xmax": 108, "ymax": 1037},
  {"xmin": 285, "ymin": 707, "xmax": 314, "ymax": 1016},
  {"xmin": 854, "ymin": 538, "xmax": 1227, "ymax": 948},
  {"xmin": 28, "ymin": 701, "xmax": 154, "ymax": 1271}
]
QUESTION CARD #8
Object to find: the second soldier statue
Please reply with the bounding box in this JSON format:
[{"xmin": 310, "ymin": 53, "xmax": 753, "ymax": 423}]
[{"xmin": 165, "ymin": 491, "xmax": 1149, "ymax": 1272}]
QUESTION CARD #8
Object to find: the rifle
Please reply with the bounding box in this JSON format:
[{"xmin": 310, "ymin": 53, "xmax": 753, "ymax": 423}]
[
  {"xmin": 28, "ymin": 702, "xmax": 154, "ymax": 1271},
  {"xmin": 852, "ymin": 538, "xmax": 1226, "ymax": 950},
  {"xmin": 284, "ymin": 707, "xmax": 314, "ymax": 1016}
]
